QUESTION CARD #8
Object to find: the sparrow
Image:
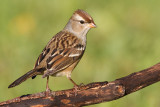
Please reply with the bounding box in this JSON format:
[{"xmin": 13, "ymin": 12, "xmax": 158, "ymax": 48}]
[{"xmin": 8, "ymin": 9, "xmax": 96, "ymax": 94}]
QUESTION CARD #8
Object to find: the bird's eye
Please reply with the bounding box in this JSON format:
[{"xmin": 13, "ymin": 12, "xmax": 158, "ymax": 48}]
[{"xmin": 80, "ymin": 20, "xmax": 85, "ymax": 24}]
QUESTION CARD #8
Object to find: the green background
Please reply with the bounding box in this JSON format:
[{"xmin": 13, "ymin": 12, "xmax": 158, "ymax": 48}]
[{"xmin": 1, "ymin": 0, "xmax": 160, "ymax": 107}]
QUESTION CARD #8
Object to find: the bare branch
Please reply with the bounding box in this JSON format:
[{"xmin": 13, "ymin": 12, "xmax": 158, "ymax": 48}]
[{"xmin": 1, "ymin": 63, "xmax": 160, "ymax": 107}]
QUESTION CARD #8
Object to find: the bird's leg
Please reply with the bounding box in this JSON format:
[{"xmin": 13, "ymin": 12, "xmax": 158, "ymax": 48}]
[
  {"xmin": 46, "ymin": 76, "xmax": 50, "ymax": 91},
  {"xmin": 68, "ymin": 77, "xmax": 80, "ymax": 95},
  {"xmin": 68, "ymin": 77, "xmax": 78, "ymax": 87},
  {"xmin": 45, "ymin": 76, "xmax": 51, "ymax": 96}
]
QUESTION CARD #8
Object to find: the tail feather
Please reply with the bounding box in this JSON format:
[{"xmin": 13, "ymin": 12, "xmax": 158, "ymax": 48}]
[{"xmin": 8, "ymin": 69, "xmax": 39, "ymax": 88}]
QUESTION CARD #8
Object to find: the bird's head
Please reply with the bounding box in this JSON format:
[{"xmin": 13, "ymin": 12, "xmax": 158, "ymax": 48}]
[{"xmin": 64, "ymin": 9, "xmax": 96, "ymax": 37}]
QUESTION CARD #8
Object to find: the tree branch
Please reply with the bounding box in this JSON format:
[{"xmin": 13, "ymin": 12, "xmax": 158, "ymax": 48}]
[{"xmin": 1, "ymin": 63, "xmax": 160, "ymax": 107}]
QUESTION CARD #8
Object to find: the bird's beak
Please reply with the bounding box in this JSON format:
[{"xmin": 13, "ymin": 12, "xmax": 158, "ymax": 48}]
[{"xmin": 89, "ymin": 22, "xmax": 96, "ymax": 28}]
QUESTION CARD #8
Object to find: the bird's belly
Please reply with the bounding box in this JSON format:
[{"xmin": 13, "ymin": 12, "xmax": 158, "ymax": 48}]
[
  {"xmin": 51, "ymin": 60, "xmax": 79, "ymax": 78},
  {"xmin": 52, "ymin": 70, "xmax": 71, "ymax": 77}
]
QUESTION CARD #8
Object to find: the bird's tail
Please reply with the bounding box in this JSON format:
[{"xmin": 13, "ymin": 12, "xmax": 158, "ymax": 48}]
[{"xmin": 8, "ymin": 69, "xmax": 40, "ymax": 88}]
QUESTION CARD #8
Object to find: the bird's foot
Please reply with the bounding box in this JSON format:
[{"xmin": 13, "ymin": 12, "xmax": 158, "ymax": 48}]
[
  {"xmin": 79, "ymin": 83, "xmax": 85, "ymax": 87},
  {"xmin": 45, "ymin": 88, "xmax": 52, "ymax": 97},
  {"xmin": 73, "ymin": 85, "xmax": 79, "ymax": 96},
  {"xmin": 73, "ymin": 83, "xmax": 85, "ymax": 96}
]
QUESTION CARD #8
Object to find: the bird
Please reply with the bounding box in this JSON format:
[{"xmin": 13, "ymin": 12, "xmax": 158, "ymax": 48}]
[{"xmin": 8, "ymin": 9, "xmax": 96, "ymax": 94}]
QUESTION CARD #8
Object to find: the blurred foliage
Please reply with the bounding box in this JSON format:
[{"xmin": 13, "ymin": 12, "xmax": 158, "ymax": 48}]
[{"xmin": 0, "ymin": 0, "xmax": 160, "ymax": 107}]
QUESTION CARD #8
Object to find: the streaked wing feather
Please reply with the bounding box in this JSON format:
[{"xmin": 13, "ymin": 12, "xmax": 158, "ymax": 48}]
[
  {"xmin": 46, "ymin": 48, "xmax": 83, "ymax": 75},
  {"xmin": 34, "ymin": 47, "xmax": 49, "ymax": 68},
  {"xmin": 34, "ymin": 31, "xmax": 62, "ymax": 68},
  {"xmin": 33, "ymin": 31, "xmax": 85, "ymax": 78}
]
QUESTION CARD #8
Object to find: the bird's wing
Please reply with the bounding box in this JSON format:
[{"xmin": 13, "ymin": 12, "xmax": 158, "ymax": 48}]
[
  {"xmin": 47, "ymin": 47, "xmax": 84, "ymax": 71},
  {"xmin": 43, "ymin": 44, "xmax": 85, "ymax": 77},
  {"xmin": 34, "ymin": 31, "xmax": 64, "ymax": 68},
  {"xmin": 34, "ymin": 31, "xmax": 85, "ymax": 77}
]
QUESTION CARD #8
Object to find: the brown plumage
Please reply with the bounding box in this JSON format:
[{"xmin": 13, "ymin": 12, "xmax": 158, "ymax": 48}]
[
  {"xmin": 8, "ymin": 9, "xmax": 96, "ymax": 93},
  {"xmin": 73, "ymin": 9, "xmax": 92, "ymax": 23}
]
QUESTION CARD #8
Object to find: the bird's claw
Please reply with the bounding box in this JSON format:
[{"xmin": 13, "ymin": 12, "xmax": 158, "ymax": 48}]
[
  {"xmin": 73, "ymin": 83, "xmax": 85, "ymax": 96},
  {"xmin": 45, "ymin": 88, "xmax": 52, "ymax": 97}
]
